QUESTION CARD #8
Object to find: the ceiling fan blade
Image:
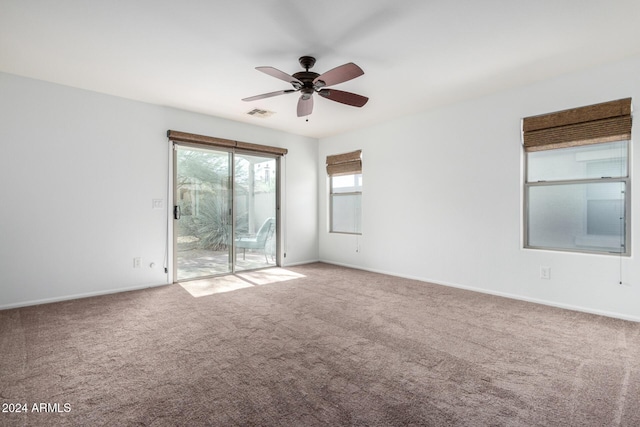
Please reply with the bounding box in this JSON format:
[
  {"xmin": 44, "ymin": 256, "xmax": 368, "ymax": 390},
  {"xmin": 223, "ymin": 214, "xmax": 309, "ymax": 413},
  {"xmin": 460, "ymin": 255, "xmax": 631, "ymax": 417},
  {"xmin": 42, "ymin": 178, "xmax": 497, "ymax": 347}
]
[
  {"xmin": 313, "ymin": 63, "xmax": 364, "ymax": 87},
  {"xmin": 242, "ymin": 89, "xmax": 296, "ymax": 102},
  {"xmin": 317, "ymin": 89, "xmax": 368, "ymax": 107},
  {"xmin": 256, "ymin": 66, "xmax": 303, "ymax": 86},
  {"xmin": 297, "ymin": 95, "xmax": 314, "ymax": 117}
]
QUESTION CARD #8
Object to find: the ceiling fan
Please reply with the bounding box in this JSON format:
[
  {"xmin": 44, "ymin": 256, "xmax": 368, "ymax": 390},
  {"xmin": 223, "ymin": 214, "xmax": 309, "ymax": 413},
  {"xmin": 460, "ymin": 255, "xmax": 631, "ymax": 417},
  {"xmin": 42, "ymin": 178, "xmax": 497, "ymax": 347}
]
[{"xmin": 242, "ymin": 56, "xmax": 369, "ymax": 117}]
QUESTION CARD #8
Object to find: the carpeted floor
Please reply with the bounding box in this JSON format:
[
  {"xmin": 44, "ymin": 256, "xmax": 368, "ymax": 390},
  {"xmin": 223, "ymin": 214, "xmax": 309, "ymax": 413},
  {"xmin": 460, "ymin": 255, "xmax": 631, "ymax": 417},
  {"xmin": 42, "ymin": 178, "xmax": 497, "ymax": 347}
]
[{"xmin": 1, "ymin": 262, "xmax": 639, "ymax": 426}]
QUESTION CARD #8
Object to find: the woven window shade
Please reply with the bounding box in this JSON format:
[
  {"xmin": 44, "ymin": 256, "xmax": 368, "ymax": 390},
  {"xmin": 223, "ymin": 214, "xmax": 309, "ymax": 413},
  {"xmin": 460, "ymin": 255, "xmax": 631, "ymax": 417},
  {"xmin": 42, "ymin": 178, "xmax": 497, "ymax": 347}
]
[
  {"xmin": 326, "ymin": 150, "xmax": 362, "ymax": 176},
  {"xmin": 167, "ymin": 130, "xmax": 288, "ymax": 156},
  {"xmin": 522, "ymin": 98, "xmax": 632, "ymax": 152}
]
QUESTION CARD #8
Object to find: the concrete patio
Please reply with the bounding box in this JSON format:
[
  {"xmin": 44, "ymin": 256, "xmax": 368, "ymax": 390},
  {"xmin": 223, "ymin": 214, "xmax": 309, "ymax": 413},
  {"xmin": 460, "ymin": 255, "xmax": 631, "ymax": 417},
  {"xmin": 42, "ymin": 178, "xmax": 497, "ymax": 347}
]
[{"xmin": 176, "ymin": 247, "xmax": 276, "ymax": 281}]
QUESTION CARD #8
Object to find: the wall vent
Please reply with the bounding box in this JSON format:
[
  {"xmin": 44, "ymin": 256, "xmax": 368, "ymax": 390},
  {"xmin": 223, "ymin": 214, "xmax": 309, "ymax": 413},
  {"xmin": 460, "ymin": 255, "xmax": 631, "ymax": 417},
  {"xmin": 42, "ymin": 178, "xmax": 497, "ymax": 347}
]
[{"xmin": 246, "ymin": 108, "xmax": 275, "ymax": 118}]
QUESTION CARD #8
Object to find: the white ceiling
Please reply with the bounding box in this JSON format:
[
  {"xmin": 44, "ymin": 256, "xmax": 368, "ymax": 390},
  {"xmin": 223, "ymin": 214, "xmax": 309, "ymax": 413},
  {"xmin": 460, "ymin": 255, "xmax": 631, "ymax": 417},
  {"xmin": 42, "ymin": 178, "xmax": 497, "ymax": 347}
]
[{"xmin": 2, "ymin": 0, "xmax": 640, "ymax": 139}]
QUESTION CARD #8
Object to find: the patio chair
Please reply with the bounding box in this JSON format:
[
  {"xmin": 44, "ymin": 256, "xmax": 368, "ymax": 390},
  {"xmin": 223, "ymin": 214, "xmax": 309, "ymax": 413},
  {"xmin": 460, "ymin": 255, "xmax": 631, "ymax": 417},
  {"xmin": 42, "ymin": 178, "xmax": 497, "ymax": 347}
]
[{"xmin": 235, "ymin": 217, "xmax": 275, "ymax": 262}]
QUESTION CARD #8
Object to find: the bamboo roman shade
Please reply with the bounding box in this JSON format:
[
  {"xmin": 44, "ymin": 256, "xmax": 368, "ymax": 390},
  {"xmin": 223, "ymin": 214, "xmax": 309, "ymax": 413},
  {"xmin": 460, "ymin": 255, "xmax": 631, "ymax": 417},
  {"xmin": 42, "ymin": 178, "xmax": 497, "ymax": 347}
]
[
  {"xmin": 522, "ymin": 98, "xmax": 632, "ymax": 152},
  {"xmin": 326, "ymin": 150, "xmax": 362, "ymax": 176},
  {"xmin": 167, "ymin": 130, "xmax": 288, "ymax": 156}
]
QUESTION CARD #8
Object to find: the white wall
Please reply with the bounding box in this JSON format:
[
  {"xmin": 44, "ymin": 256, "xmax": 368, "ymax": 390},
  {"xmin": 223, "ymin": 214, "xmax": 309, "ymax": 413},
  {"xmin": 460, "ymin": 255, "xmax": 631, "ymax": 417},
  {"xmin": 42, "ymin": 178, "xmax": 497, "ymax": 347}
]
[
  {"xmin": 0, "ymin": 72, "xmax": 318, "ymax": 309},
  {"xmin": 319, "ymin": 54, "xmax": 640, "ymax": 321}
]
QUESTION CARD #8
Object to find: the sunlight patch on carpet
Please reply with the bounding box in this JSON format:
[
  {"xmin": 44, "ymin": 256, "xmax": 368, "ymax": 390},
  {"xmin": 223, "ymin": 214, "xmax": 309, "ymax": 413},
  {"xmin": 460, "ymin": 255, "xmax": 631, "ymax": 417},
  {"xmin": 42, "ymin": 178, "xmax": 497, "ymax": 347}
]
[
  {"xmin": 179, "ymin": 276, "xmax": 253, "ymax": 297},
  {"xmin": 179, "ymin": 268, "xmax": 306, "ymax": 297},
  {"xmin": 237, "ymin": 268, "xmax": 306, "ymax": 286}
]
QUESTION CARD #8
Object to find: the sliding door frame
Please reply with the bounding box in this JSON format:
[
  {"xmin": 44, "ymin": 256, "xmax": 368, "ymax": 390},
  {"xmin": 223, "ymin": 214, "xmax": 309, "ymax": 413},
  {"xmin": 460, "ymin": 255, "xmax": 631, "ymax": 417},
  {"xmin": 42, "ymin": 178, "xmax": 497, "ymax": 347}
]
[{"xmin": 172, "ymin": 141, "xmax": 281, "ymax": 282}]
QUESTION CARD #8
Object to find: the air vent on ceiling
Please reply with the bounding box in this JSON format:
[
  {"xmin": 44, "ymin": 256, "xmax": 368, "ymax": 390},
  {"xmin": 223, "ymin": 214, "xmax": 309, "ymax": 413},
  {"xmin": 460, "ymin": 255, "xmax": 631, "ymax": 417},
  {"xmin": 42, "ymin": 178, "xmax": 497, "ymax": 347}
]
[{"xmin": 246, "ymin": 108, "xmax": 275, "ymax": 118}]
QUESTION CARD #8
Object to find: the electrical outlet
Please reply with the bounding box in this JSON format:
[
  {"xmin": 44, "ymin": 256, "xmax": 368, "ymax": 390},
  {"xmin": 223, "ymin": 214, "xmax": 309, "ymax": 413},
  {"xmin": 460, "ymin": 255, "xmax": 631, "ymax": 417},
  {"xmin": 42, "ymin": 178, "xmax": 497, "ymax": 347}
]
[
  {"xmin": 540, "ymin": 266, "xmax": 551, "ymax": 280},
  {"xmin": 133, "ymin": 257, "xmax": 141, "ymax": 268}
]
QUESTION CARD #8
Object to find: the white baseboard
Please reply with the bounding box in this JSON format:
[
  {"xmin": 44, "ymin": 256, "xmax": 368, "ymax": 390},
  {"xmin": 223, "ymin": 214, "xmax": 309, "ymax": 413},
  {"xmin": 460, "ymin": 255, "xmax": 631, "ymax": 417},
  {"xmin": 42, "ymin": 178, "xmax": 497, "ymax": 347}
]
[
  {"xmin": 282, "ymin": 259, "xmax": 320, "ymax": 267},
  {"xmin": 0, "ymin": 282, "xmax": 171, "ymax": 310},
  {"xmin": 320, "ymin": 260, "xmax": 640, "ymax": 323}
]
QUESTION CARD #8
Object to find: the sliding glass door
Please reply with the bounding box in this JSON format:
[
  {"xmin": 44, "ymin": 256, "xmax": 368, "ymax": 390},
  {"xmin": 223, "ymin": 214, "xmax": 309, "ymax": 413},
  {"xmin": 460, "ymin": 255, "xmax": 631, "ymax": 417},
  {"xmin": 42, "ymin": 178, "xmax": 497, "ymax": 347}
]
[
  {"xmin": 174, "ymin": 145, "xmax": 278, "ymax": 281},
  {"xmin": 234, "ymin": 153, "xmax": 277, "ymax": 272},
  {"xmin": 174, "ymin": 146, "xmax": 232, "ymax": 280}
]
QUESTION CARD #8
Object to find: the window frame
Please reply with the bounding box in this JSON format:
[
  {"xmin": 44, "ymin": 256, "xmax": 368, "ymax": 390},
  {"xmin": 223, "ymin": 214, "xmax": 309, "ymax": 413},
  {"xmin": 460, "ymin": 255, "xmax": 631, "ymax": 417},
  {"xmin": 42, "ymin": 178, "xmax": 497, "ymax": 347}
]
[
  {"xmin": 523, "ymin": 140, "xmax": 631, "ymax": 256},
  {"xmin": 329, "ymin": 173, "xmax": 362, "ymax": 235}
]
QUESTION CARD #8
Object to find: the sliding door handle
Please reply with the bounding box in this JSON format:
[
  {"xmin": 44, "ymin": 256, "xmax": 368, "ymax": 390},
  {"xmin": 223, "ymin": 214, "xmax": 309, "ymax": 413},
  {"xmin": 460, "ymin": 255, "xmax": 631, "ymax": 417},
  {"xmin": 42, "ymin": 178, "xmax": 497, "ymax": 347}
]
[{"xmin": 174, "ymin": 205, "xmax": 181, "ymax": 220}]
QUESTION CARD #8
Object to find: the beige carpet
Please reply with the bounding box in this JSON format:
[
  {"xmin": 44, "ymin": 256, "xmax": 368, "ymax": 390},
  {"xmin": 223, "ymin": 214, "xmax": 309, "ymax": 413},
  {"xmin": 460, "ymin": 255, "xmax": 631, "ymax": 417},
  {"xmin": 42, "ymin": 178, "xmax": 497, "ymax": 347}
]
[{"xmin": 1, "ymin": 262, "xmax": 639, "ymax": 426}]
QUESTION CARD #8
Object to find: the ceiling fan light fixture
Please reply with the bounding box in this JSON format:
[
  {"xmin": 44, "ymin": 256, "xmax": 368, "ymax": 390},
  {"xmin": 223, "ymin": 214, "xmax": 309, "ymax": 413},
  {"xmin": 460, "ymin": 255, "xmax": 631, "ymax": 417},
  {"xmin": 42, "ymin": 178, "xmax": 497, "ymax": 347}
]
[{"xmin": 243, "ymin": 56, "xmax": 368, "ymax": 118}]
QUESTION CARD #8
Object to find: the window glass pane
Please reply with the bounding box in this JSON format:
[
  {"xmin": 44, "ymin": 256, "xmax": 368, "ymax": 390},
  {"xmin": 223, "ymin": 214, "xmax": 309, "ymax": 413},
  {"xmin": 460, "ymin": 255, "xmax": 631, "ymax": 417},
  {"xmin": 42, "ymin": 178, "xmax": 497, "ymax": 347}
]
[
  {"xmin": 527, "ymin": 182, "xmax": 625, "ymax": 253},
  {"xmin": 527, "ymin": 140, "xmax": 627, "ymax": 182},
  {"xmin": 332, "ymin": 174, "xmax": 362, "ymax": 193},
  {"xmin": 331, "ymin": 194, "xmax": 362, "ymax": 233}
]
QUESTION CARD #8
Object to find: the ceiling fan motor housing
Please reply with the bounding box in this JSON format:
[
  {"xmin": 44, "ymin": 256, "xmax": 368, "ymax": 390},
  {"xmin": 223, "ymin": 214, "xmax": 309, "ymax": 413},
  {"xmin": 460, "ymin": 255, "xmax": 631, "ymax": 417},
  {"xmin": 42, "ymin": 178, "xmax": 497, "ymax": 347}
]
[
  {"xmin": 292, "ymin": 71, "xmax": 320, "ymax": 88},
  {"xmin": 294, "ymin": 56, "xmax": 327, "ymax": 91}
]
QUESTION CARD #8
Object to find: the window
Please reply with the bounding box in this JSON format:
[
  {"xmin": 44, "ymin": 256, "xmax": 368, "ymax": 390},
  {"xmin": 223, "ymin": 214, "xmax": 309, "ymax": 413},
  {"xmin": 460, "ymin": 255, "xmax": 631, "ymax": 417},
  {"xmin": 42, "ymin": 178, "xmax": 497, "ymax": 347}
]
[
  {"xmin": 326, "ymin": 150, "xmax": 362, "ymax": 234},
  {"xmin": 525, "ymin": 141, "xmax": 629, "ymax": 254},
  {"xmin": 330, "ymin": 173, "xmax": 362, "ymax": 234},
  {"xmin": 522, "ymin": 98, "xmax": 632, "ymax": 255}
]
